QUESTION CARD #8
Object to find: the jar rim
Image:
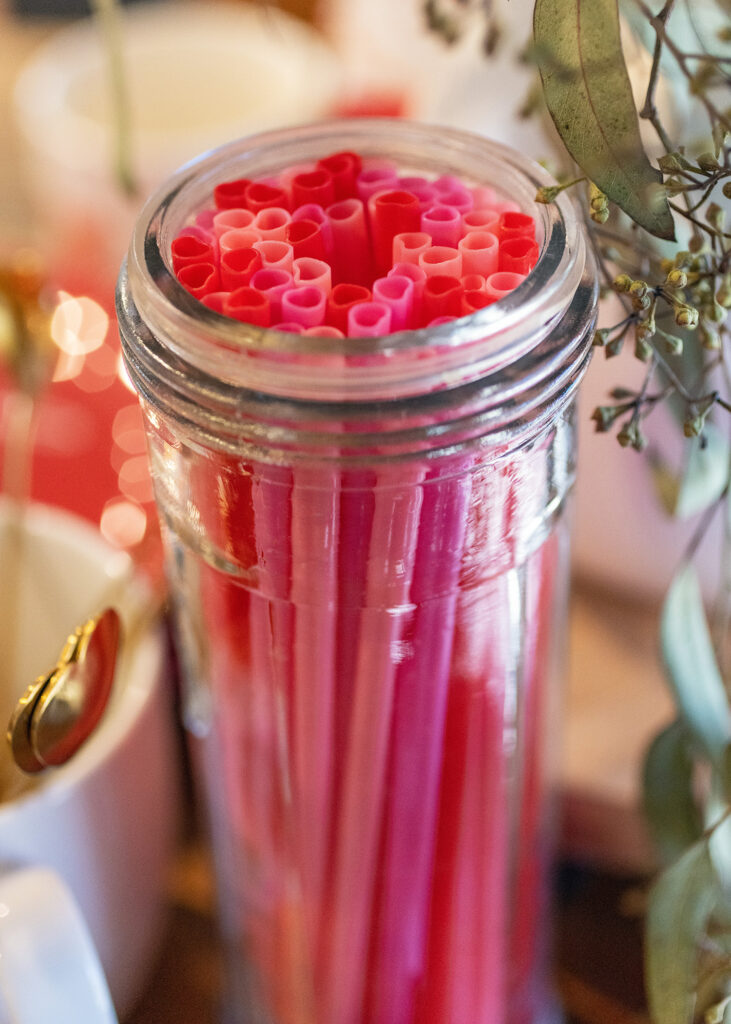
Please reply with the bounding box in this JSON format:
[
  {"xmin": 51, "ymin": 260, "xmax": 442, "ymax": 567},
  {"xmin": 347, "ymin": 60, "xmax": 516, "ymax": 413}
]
[{"xmin": 121, "ymin": 118, "xmax": 588, "ymax": 402}]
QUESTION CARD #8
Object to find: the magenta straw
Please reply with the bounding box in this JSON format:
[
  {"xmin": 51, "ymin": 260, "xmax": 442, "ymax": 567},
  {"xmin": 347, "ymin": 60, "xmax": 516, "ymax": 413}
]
[
  {"xmin": 372, "ymin": 275, "xmax": 415, "ymax": 331},
  {"xmin": 458, "ymin": 231, "xmax": 499, "ymax": 278},
  {"xmin": 419, "ymin": 246, "xmax": 463, "ymax": 279},
  {"xmin": 369, "ymin": 465, "xmax": 471, "ymax": 1023},
  {"xmin": 293, "ymin": 257, "xmax": 332, "ymax": 294},
  {"xmin": 347, "ymin": 301, "xmax": 392, "ymax": 337},
  {"xmin": 250, "ymin": 268, "xmax": 294, "ymax": 322},
  {"xmin": 323, "ymin": 465, "xmax": 424, "ymax": 1024},
  {"xmin": 421, "ymin": 206, "xmax": 462, "ymax": 248},
  {"xmin": 280, "ymin": 286, "xmax": 327, "ymax": 329}
]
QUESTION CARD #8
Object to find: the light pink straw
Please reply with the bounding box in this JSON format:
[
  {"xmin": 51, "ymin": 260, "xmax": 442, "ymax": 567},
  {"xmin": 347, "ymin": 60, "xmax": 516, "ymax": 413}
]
[
  {"xmin": 471, "ymin": 185, "xmax": 498, "ymax": 208},
  {"xmin": 372, "ymin": 275, "xmax": 415, "ymax": 332},
  {"xmin": 392, "ymin": 232, "xmax": 432, "ymax": 266},
  {"xmin": 484, "ymin": 270, "xmax": 527, "ymax": 301},
  {"xmin": 458, "ymin": 231, "xmax": 499, "ymax": 277},
  {"xmin": 213, "ymin": 208, "xmax": 256, "ymax": 239},
  {"xmin": 347, "ymin": 301, "xmax": 392, "ymax": 337},
  {"xmin": 292, "ymin": 257, "xmax": 332, "ymax": 294},
  {"xmin": 462, "ymin": 208, "xmax": 500, "ymax": 235},
  {"xmin": 280, "ymin": 285, "xmax": 326, "ymax": 328},
  {"xmin": 420, "ymin": 206, "xmax": 462, "ymax": 248},
  {"xmin": 219, "ymin": 227, "xmax": 261, "ymax": 256},
  {"xmin": 254, "ymin": 207, "xmax": 291, "ymax": 241},
  {"xmin": 494, "ymin": 198, "xmax": 523, "ymax": 214},
  {"xmin": 253, "ymin": 240, "xmax": 294, "ymax": 273},
  {"xmin": 461, "ymin": 273, "xmax": 486, "ymax": 291},
  {"xmin": 419, "ymin": 245, "xmax": 463, "ymax": 279}
]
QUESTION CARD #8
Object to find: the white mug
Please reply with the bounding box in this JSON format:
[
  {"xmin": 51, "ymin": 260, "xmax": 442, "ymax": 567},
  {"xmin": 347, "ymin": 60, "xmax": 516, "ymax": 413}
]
[{"xmin": 0, "ymin": 500, "xmax": 180, "ymax": 1019}]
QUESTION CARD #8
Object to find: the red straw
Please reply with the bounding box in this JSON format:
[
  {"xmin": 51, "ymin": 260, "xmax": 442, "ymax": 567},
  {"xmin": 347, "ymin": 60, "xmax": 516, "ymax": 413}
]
[
  {"xmin": 327, "ymin": 199, "xmax": 372, "ymax": 286},
  {"xmin": 484, "ymin": 271, "xmax": 527, "ymax": 301},
  {"xmin": 200, "ymin": 291, "xmax": 229, "ymax": 314},
  {"xmin": 291, "ymin": 168, "xmax": 336, "ymax": 210},
  {"xmin": 317, "ymin": 151, "xmax": 363, "ymax": 200},
  {"xmin": 213, "ymin": 178, "xmax": 251, "ymax": 210},
  {"xmin": 462, "ymin": 290, "xmax": 495, "ymax": 314},
  {"xmin": 421, "ymin": 276, "xmax": 463, "ymax": 324},
  {"xmin": 171, "ymin": 235, "xmax": 215, "ymax": 273},
  {"xmin": 420, "ymin": 206, "xmax": 462, "ymax": 248},
  {"xmin": 245, "ymin": 181, "xmax": 290, "ymax": 214},
  {"xmin": 498, "ymin": 237, "xmax": 540, "ymax": 275},
  {"xmin": 280, "ymin": 285, "xmax": 327, "ymax": 328},
  {"xmin": 326, "ymin": 283, "xmax": 372, "ymax": 333},
  {"xmin": 347, "ymin": 301, "xmax": 392, "ymax": 337},
  {"xmin": 419, "ymin": 246, "xmax": 462, "ymax": 279},
  {"xmin": 284, "ymin": 220, "xmax": 328, "ymax": 262},
  {"xmin": 458, "ymin": 231, "xmax": 499, "ymax": 278},
  {"xmin": 461, "ymin": 273, "xmax": 485, "ymax": 291},
  {"xmin": 223, "ymin": 286, "xmax": 270, "ymax": 326},
  {"xmin": 369, "ymin": 190, "xmax": 421, "ymax": 276},
  {"xmin": 177, "ymin": 262, "xmax": 220, "ymax": 298},
  {"xmin": 291, "ymin": 204, "xmax": 334, "ymax": 257},
  {"xmin": 220, "ymin": 247, "xmax": 263, "ymax": 290},
  {"xmin": 498, "ymin": 210, "xmax": 535, "ymax": 242}
]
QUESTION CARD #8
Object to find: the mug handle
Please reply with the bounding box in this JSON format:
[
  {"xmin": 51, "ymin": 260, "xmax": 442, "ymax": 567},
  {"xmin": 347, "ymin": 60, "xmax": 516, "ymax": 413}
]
[{"xmin": 0, "ymin": 867, "xmax": 118, "ymax": 1024}]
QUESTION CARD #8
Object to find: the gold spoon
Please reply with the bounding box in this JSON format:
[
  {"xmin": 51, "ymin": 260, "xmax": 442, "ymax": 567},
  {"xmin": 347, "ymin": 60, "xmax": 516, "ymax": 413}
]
[{"xmin": 7, "ymin": 608, "xmax": 121, "ymax": 774}]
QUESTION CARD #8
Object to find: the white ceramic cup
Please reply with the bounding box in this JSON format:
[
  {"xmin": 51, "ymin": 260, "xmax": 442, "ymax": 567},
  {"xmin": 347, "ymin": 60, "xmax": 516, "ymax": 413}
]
[{"xmin": 0, "ymin": 500, "xmax": 179, "ymax": 1019}]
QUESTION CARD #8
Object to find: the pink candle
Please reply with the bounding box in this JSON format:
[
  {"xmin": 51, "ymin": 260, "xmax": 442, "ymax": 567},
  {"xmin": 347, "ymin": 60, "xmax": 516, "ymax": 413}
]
[{"xmin": 458, "ymin": 231, "xmax": 499, "ymax": 278}]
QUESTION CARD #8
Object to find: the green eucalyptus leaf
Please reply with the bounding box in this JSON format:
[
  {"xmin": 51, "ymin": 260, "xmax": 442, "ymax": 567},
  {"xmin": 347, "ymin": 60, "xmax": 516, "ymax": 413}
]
[
  {"xmin": 675, "ymin": 423, "xmax": 730, "ymax": 520},
  {"xmin": 709, "ymin": 815, "xmax": 731, "ymax": 903},
  {"xmin": 661, "ymin": 564, "xmax": 731, "ymax": 764},
  {"xmin": 643, "ymin": 719, "xmax": 702, "ymax": 864},
  {"xmin": 533, "ymin": 0, "xmax": 676, "ymax": 240},
  {"xmin": 646, "ymin": 837, "xmax": 717, "ymax": 1024}
]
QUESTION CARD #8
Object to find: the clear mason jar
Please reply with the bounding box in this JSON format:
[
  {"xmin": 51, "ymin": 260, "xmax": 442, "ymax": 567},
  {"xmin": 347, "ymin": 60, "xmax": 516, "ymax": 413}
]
[{"xmin": 117, "ymin": 119, "xmax": 597, "ymax": 1024}]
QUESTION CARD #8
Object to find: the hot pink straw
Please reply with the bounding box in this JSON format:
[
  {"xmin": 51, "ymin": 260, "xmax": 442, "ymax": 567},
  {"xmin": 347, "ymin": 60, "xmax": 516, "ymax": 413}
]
[
  {"xmin": 372, "ymin": 275, "xmax": 415, "ymax": 332},
  {"xmin": 458, "ymin": 231, "xmax": 499, "ymax": 278},
  {"xmin": 280, "ymin": 286, "xmax": 327, "ymax": 329},
  {"xmin": 254, "ymin": 240, "xmax": 294, "ymax": 273},
  {"xmin": 293, "ymin": 257, "xmax": 332, "ymax": 294},
  {"xmin": 347, "ymin": 301, "xmax": 392, "ymax": 337},
  {"xmin": 223, "ymin": 285, "xmax": 270, "ymax": 326},
  {"xmin": 327, "ymin": 199, "xmax": 372, "ymax": 286},
  {"xmin": 419, "ymin": 246, "xmax": 463, "ymax": 279},
  {"xmin": 250, "ymin": 268, "xmax": 294, "ymax": 322},
  {"xmin": 254, "ymin": 207, "xmax": 291, "ymax": 241},
  {"xmin": 484, "ymin": 271, "xmax": 527, "ymax": 302},
  {"xmin": 421, "ymin": 206, "xmax": 462, "ymax": 248}
]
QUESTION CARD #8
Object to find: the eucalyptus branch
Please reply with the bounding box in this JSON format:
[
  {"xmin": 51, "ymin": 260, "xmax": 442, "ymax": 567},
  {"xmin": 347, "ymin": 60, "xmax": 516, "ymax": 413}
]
[{"xmin": 89, "ymin": 0, "xmax": 136, "ymax": 196}]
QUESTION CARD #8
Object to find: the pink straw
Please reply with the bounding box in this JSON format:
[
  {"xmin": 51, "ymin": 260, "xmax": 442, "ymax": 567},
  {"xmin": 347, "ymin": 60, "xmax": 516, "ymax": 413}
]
[
  {"xmin": 372, "ymin": 275, "xmax": 415, "ymax": 331},
  {"xmin": 254, "ymin": 240, "xmax": 294, "ymax": 273},
  {"xmin": 461, "ymin": 273, "xmax": 485, "ymax": 291},
  {"xmin": 398, "ymin": 176, "xmax": 437, "ymax": 209},
  {"xmin": 254, "ymin": 207, "xmax": 291, "ymax": 241},
  {"xmin": 347, "ymin": 301, "xmax": 392, "ymax": 337},
  {"xmin": 388, "ymin": 261, "xmax": 426, "ymax": 320},
  {"xmin": 419, "ymin": 245, "xmax": 463, "ymax": 279},
  {"xmin": 220, "ymin": 247, "xmax": 263, "ymax": 290},
  {"xmin": 462, "ymin": 209, "xmax": 500, "ymax": 235},
  {"xmin": 177, "ymin": 262, "xmax": 220, "ymax": 298},
  {"xmin": 392, "ymin": 232, "xmax": 432, "ymax": 267},
  {"xmin": 326, "ymin": 199, "xmax": 372, "ymax": 286},
  {"xmin": 356, "ymin": 164, "xmax": 399, "ymax": 202},
  {"xmin": 484, "ymin": 271, "xmax": 527, "ymax": 301},
  {"xmin": 471, "ymin": 185, "xmax": 498, "ymax": 208},
  {"xmin": 213, "ymin": 208, "xmax": 256, "ymax": 238},
  {"xmin": 222, "ymin": 285, "xmax": 270, "ymax": 326},
  {"xmin": 458, "ymin": 231, "xmax": 499, "ymax": 278},
  {"xmin": 250, "ymin": 268, "xmax": 294, "ymax": 322},
  {"xmin": 420, "ymin": 206, "xmax": 462, "ymax": 248},
  {"xmin": 433, "ymin": 186, "xmax": 473, "ymax": 214},
  {"xmin": 292, "ymin": 257, "xmax": 332, "ymax": 294},
  {"xmin": 280, "ymin": 286, "xmax": 327, "ymax": 328},
  {"xmin": 219, "ymin": 228, "xmax": 261, "ymax": 256}
]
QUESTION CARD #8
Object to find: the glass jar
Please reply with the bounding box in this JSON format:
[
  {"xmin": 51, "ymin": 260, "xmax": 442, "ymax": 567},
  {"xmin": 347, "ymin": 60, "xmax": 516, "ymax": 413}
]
[{"xmin": 117, "ymin": 119, "xmax": 597, "ymax": 1024}]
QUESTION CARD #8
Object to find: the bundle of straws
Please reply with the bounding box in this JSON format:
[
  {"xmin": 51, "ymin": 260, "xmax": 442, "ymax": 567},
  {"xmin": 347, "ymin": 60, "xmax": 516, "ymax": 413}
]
[{"xmin": 176, "ymin": 150, "xmax": 557, "ymax": 1024}]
